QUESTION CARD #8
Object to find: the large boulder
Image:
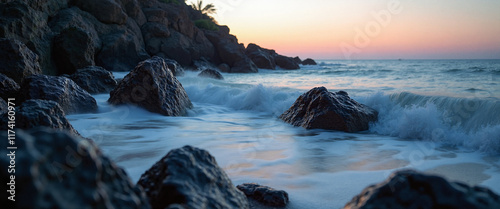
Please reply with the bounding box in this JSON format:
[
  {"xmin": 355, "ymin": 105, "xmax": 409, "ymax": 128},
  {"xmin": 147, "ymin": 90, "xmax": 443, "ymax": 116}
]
[
  {"xmin": 20, "ymin": 75, "xmax": 98, "ymax": 114},
  {"xmin": 137, "ymin": 145, "xmax": 249, "ymax": 209},
  {"xmin": 53, "ymin": 27, "xmax": 95, "ymax": 75},
  {"xmin": 0, "ymin": 128, "xmax": 151, "ymax": 209},
  {"xmin": 0, "ymin": 73, "xmax": 20, "ymax": 100},
  {"xmin": 302, "ymin": 58, "xmax": 317, "ymax": 65},
  {"xmin": 344, "ymin": 170, "xmax": 500, "ymax": 209},
  {"xmin": 245, "ymin": 43, "xmax": 276, "ymax": 70},
  {"xmin": 0, "ymin": 38, "xmax": 42, "ymax": 83},
  {"xmin": 275, "ymin": 55, "xmax": 300, "ymax": 70},
  {"xmin": 237, "ymin": 183, "xmax": 289, "ymax": 207},
  {"xmin": 72, "ymin": 0, "xmax": 128, "ymax": 25},
  {"xmin": 108, "ymin": 56, "xmax": 192, "ymax": 116},
  {"xmin": 66, "ymin": 66, "xmax": 118, "ymax": 94},
  {"xmin": 0, "ymin": 99, "xmax": 78, "ymax": 135},
  {"xmin": 198, "ymin": 68, "xmax": 224, "ymax": 80},
  {"xmin": 280, "ymin": 87, "xmax": 378, "ymax": 132}
]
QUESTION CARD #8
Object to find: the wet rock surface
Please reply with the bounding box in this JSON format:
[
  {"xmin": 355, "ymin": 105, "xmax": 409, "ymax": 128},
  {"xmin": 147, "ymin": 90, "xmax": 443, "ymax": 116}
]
[
  {"xmin": 66, "ymin": 66, "xmax": 117, "ymax": 94},
  {"xmin": 20, "ymin": 75, "xmax": 98, "ymax": 114},
  {"xmin": 237, "ymin": 183, "xmax": 289, "ymax": 207},
  {"xmin": 344, "ymin": 170, "xmax": 500, "ymax": 209},
  {"xmin": 0, "ymin": 128, "xmax": 151, "ymax": 209},
  {"xmin": 198, "ymin": 68, "xmax": 224, "ymax": 80},
  {"xmin": 108, "ymin": 56, "xmax": 192, "ymax": 116},
  {"xmin": 137, "ymin": 145, "xmax": 249, "ymax": 209},
  {"xmin": 280, "ymin": 87, "xmax": 378, "ymax": 132}
]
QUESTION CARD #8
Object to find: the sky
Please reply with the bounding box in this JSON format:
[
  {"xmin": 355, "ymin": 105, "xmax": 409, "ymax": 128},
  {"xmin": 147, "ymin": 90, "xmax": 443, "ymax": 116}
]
[{"xmin": 187, "ymin": 0, "xmax": 500, "ymax": 60}]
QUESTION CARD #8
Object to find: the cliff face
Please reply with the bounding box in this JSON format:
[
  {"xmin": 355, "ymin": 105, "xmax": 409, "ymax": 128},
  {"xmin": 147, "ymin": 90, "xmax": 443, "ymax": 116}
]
[{"xmin": 0, "ymin": 0, "xmax": 265, "ymax": 74}]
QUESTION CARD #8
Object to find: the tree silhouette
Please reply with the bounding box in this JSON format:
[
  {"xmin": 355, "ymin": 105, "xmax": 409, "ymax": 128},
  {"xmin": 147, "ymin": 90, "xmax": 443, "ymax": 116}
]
[{"xmin": 190, "ymin": 0, "xmax": 216, "ymax": 15}]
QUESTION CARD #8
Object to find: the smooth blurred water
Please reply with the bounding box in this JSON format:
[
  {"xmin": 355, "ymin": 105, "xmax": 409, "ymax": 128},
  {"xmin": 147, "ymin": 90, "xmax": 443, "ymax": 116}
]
[{"xmin": 68, "ymin": 59, "xmax": 500, "ymax": 209}]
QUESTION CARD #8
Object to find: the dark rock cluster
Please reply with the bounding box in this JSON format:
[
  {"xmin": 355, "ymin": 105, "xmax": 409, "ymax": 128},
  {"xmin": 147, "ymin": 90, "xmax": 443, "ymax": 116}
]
[{"xmin": 237, "ymin": 183, "xmax": 289, "ymax": 207}]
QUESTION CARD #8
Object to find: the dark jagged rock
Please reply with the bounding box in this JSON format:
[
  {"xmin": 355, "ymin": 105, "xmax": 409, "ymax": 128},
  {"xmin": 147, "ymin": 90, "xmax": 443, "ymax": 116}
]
[
  {"xmin": 0, "ymin": 73, "xmax": 20, "ymax": 101},
  {"xmin": 20, "ymin": 75, "xmax": 98, "ymax": 114},
  {"xmin": 164, "ymin": 58, "xmax": 185, "ymax": 76},
  {"xmin": 0, "ymin": 99, "xmax": 78, "ymax": 135},
  {"xmin": 237, "ymin": 183, "xmax": 289, "ymax": 207},
  {"xmin": 198, "ymin": 69, "xmax": 224, "ymax": 80},
  {"xmin": 0, "ymin": 38, "xmax": 42, "ymax": 83},
  {"xmin": 204, "ymin": 26, "xmax": 258, "ymax": 73},
  {"xmin": 108, "ymin": 56, "xmax": 192, "ymax": 116},
  {"xmin": 53, "ymin": 27, "xmax": 95, "ymax": 75},
  {"xmin": 280, "ymin": 87, "xmax": 378, "ymax": 132},
  {"xmin": 302, "ymin": 58, "xmax": 317, "ymax": 65},
  {"xmin": 0, "ymin": 128, "xmax": 151, "ymax": 209},
  {"xmin": 275, "ymin": 55, "xmax": 300, "ymax": 70},
  {"xmin": 0, "ymin": 1, "xmax": 59, "ymax": 75},
  {"xmin": 72, "ymin": 0, "xmax": 128, "ymax": 25},
  {"xmin": 344, "ymin": 170, "xmax": 500, "ymax": 209},
  {"xmin": 245, "ymin": 43, "xmax": 276, "ymax": 70},
  {"xmin": 137, "ymin": 145, "xmax": 249, "ymax": 209},
  {"xmin": 293, "ymin": 56, "xmax": 302, "ymax": 65},
  {"xmin": 66, "ymin": 66, "xmax": 118, "ymax": 94}
]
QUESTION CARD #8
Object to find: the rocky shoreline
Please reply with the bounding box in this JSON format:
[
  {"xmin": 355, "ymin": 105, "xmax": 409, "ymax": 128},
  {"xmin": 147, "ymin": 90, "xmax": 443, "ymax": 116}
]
[{"xmin": 1, "ymin": 0, "xmax": 500, "ymax": 208}]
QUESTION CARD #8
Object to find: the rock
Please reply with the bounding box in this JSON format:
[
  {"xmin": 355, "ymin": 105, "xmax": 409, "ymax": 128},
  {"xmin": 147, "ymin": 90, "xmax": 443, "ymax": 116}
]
[
  {"xmin": 280, "ymin": 87, "xmax": 378, "ymax": 132},
  {"xmin": 204, "ymin": 29, "xmax": 258, "ymax": 73},
  {"xmin": 0, "ymin": 73, "xmax": 20, "ymax": 100},
  {"xmin": 0, "ymin": 128, "xmax": 151, "ymax": 209},
  {"xmin": 237, "ymin": 183, "xmax": 289, "ymax": 207},
  {"xmin": 164, "ymin": 58, "xmax": 185, "ymax": 76},
  {"xmin": 0, "ymin": 99, "xmax": 78, "ymax": 135},
  {"xmin": 108, "ymin": 56, "xmax": 192, "ymax": 116},
  {"xmin": 302, "ymin": 58, "xmax": 317, "ymax": 65},
  {"xmin": 72, "ymin": 0, "xmax": 127, "ymax": 25},
  {"xmin": 245, "ymin": 43, "xmax": 276, "ymax": 70},
  {"xmin": 275, "ymin": 55, "xmax": 300, "ymax": 70},
  {"xmin": 137, "ymin": 145, "xmax": 249, "ymax": 209},
  {"xmin": 20, "ymin": 75, "xmax": 98, "ymax": 114},
  {"xmin": 119, "ymin": 0, "xmax": 147, "ymax": 26},
  {"xmin": 97, "ymin": 21, "xmax": 150, "ymax": 72},
  {"xmin": 0, "ymin": 38, "xmax": 42, "ymax": 83},
  {"xmin": 66, "ymin": 66, "xmax": 118, "ymax": 94},
  {"xmin": 0, "ymin": 98, "xmax": 6, "ymax": 115},
  {"xmin": 218, "ymin": 63, "xmax": 230, "ymax": 73},
  {"xmin": 193, "ymin": 59, "xmax": 219, "ymax": 71},
  {"xmin": 293, "ymin": 56, "xmax": 302, "ymax": 65},
  {"xmin": 53, "ymin": 27, "xmax": 95, "ymax": 75},
  {"xmin": 198, "ymin": 69, "xmax": 224, "ymax": 80},
  {"xmin": 0, "ymin": 1, "xmax": 57, "ymax": 75},
  {"xmin": 344, "ymin": 170, "xmax": 500, "ymax": 209}
]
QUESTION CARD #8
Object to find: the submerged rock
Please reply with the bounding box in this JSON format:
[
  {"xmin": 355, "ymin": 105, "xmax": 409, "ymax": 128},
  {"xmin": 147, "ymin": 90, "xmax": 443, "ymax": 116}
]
[
  {"xmin": 344, "ymin": 170, "xmax": 500, "ymax": 209},
  {"xmin": 237, "ymin": 183, "xmax": 289, "ymax": 207},
  {"xmin": 280, "ymin": 87, "xmax": 378, "ymax": 132},
  {"xmin": 302, "ymin": 58, "xmax": 317, "ymax": 65},
  {"xmin": 198, "ymin": 68, "xmax": 224, "ymax": 80},
  {"xmin": 0, "ymin": 73, "xmax": 20, "ymax": 100},
  {"xmin": 0, "ymin": 99, "xmax": 78, "ymax": 135},
  {"xmin": 66, "ymin": 66, "xmax": 117, "ymax": 94},
  {"xmin": 20, "ymin": 75, "xmax": 98, "ymax": 114},
  {"xmin": 0, "ymin": 128, "xmax": 151, "ymax": 209},
  {"xmin": 137, "ymin": 145, "xmax": 249, "ymax": 209},
  {"xmin": 0, "ymin": 38, "xmax": 42, "ymax": 83},
  {"xmin": 108, "ymin": 56, "xmax": 192, "ymax": 116}
]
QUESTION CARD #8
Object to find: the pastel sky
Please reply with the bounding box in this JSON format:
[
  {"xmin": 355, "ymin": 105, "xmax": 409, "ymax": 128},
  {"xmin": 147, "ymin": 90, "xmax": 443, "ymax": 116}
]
[{"xmin": 188, "ymin": 0, "xmax": 500, "ymax": 60}]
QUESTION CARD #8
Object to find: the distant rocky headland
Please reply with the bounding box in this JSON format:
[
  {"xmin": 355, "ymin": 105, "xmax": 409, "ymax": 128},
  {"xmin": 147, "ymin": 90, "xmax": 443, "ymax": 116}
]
[{"xmin": 1, "ymin": 0, "xmax": 500, "ymax": 209}]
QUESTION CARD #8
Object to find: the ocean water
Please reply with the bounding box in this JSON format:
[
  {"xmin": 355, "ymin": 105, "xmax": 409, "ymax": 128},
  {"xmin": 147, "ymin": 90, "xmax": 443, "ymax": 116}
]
[{"xmin": 68, "ymin": 59, "xmax": 500, "ymax": 208}]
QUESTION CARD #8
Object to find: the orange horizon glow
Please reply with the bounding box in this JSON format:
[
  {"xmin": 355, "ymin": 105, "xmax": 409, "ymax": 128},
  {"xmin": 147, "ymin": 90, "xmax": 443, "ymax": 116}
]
[{"xmin": 192, "ymin": 0, "xmax": 500, "ymax": 60}]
